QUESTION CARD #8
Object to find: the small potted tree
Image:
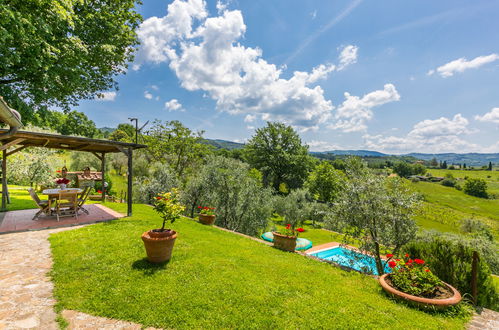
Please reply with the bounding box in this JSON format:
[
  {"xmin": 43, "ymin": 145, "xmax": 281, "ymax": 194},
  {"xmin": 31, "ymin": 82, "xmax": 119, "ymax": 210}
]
[
  {"xmin": 197, "ymin": 206, "xmax": 216, "ymax": 225},
  {"xmin": 141, "ymin": 188, "xmax": 185, "ymax": 263},
  {"xmin": 273, "ymin": 223, "xmax": 305, "ymax": 252}
]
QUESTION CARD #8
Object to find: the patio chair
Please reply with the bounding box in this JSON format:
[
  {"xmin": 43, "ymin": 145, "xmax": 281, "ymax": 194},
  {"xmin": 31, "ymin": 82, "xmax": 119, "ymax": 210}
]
[
  {"xmin": 28, "ymin": 188, "xmax": 51, "ymax": 220},
  {"xmin": 77, "ymin": 186, "xmax": 92, "ymax": 215},
  {"xmin": 54, "ymin": 190, "xmax": 78, "ymax": 221}
]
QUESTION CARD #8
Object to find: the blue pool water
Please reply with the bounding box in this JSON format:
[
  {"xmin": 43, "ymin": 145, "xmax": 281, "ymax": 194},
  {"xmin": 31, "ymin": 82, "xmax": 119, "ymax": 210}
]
[{"xmin": 309, "ymin": 247, "xmax": 391, "ymax": 275}]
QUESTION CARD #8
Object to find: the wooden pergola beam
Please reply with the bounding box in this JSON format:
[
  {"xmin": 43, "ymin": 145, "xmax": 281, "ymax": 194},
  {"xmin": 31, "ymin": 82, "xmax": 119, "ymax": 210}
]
[
  {"xmin": 0, "ymin": 138, "xmax": 25, "ymax": 151},
  {"xmin": 6, "ymin": 145, "xmax": 28, "ymax": 156}
]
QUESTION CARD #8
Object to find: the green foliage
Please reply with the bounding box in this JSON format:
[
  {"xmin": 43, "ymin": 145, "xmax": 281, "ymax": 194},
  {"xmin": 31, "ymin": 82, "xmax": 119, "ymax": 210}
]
[
  {"xmin": 0, "ymin": 0, "xmax": 142, "ymax": 109},
  {"xmin": 69, "ymin": 152, "xmax": 100, "ymax": 172},
  {"xmin": 441, "ymin": 178, "xmax": 457, "ymax": 187},
  {"xmin": 305, "ymin": 161, "xmax": 346, "ymax": 203},
  {"xmin": 135, "ymin": 162, "xmax": 179, "ymax": 204},
  {"xmin": 464, "ymin": 178, "xmax": 488, "ymax": 198},
  {"xmin": 331, "ymin": 158, "xmax": 421, "ymax": 275},
  {"xmin": 9, "ymin": 148, "xmax": 57, "ymax": 187},
  {"xmin": 58, "ymin": 111, "xmax": 97, "ymax": 137},
  {"xmin": 144, "ymin": 120, "xmax": 211, "ymax": 178},
  {"xmin": 393, "ymin": 162, "xmax": 426, "ymax": 178},
  {"xmin": 273, "ymin": 189, "xmax": 312, "ymax": 228},
  {"xmin": 181, "ymin": 156, "xmax": 273, "ymax": 236},
  {"xmin": 389, "ymin": 255, "xmax": 443, "ymax": 297},
  {"xmin": 108, "ymin": 123, "xmax": 135, "ymax": 142},
  {"xmin": 153, "ymin": 188, "xmax": 185, "ymax": 230},
  {"xmin": 244, "ymin": 122, "xmax": 313, "ymax": 191},
  {"xmin": 404, "ymin": 232, "xmax": 498, "ymax": 310}
]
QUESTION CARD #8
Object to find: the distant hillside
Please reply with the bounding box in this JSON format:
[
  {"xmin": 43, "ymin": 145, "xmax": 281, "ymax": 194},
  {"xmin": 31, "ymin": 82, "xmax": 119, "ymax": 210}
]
[
  {"xmin": 203, "ymin": 139, "xmax": 245, "ymax": 150},
  {"xmin": 406, "ymin": 153, "xmax": 499, "ymax": 166},
  {"xmin": 312, "ymin": 150, "xmax": 388, "ymax": 157}
]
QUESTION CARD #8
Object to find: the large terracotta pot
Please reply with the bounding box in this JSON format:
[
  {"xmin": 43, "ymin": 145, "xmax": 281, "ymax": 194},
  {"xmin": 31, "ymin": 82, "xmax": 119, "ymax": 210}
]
[
  {"xmin": 379, "ymin": 274, "xmax": 462, "ymax": 309},
  {"xmin": 272, "ymin": 232, "xmax": 297, "ymax": 252},
  {"xmin": 141, "ymin": 229, "xmax": 177, "ymax": 263},
  {"xmin": 199, "ymin": 214, "xmax": 216, "ymax": 225}
]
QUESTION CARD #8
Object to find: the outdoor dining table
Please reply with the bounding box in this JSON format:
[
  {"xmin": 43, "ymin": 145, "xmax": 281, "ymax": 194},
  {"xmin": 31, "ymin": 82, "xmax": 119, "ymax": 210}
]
[{"xmin": 42, "ymin": 188, "xmax": 83, "ymax": 199}]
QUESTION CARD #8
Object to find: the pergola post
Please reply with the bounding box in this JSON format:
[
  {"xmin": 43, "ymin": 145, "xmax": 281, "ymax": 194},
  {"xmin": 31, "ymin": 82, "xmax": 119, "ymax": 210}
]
[
  {"xmin": 127, "ymin": 147, "xmax": 133, "ymax": 216},
  {"xmin": 1, "ymin": 149, "xmax": 6, "ymax": 211},
  {"xmin": 101, "ymin": 152, "xmax": 106, "ymax": 202}
]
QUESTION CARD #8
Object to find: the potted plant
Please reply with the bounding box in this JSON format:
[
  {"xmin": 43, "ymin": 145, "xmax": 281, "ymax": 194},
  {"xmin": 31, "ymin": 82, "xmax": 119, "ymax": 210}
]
[
  {"xmin": 272, "ymin": 223, "xmax": 305, "ymax": 252},
  {"xmin": 141, "ymin": 188, "xmax": 185, "ymax": 263},
  {"xmin": 198, "ymin": 206, "xmax": 216, "ymax": 225},
  {"xmin": 379, "ymin": 254, "xmax": 462, "ymax": 309},
  {"xmin": 56, "ymin": 177, "xmax": 70, "ymax": 190}
]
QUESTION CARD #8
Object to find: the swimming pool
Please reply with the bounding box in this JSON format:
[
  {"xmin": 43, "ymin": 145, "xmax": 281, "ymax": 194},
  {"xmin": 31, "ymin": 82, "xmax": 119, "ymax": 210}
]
[{"xmin": 308, "ymin": 246, "xmax": 391, "ymax": 275}]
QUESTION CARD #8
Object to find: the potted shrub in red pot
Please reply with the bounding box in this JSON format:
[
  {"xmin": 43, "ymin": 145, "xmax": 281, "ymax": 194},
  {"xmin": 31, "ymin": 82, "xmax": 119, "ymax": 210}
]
[
  {"xmin": 198, "ymin": 206, "xmax": 216, "ymax": 225},
  {"xmin": 379, "ymin": 254, "xmax": 461, "ymax": 309},
  {"xmin": 273, "ymin": 224, "xmax": 305, "ymax": 252},
  {"xmin": 141, "ymin": 188, "xmax": 185, "ymax": 263}
]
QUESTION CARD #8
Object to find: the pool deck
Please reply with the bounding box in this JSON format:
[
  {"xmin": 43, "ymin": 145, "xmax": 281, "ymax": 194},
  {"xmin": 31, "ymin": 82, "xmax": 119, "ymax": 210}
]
[{"xmin": 306, "ymin": 241, "xmax": 341, "ymax": 254}]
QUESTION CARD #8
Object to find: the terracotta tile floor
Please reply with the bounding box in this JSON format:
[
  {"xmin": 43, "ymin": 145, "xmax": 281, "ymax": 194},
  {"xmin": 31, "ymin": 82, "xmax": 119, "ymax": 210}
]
[{"xmin": 0, "ymin": 204, "xmax": 124, "ymax": 234}]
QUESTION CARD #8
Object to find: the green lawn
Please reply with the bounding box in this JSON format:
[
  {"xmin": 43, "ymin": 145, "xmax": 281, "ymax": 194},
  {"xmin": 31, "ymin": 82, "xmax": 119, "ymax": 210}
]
[
  {"xmin": 49, "ymin": 204, "xmax": 470, "ymax": 329},
  {"xmin": 4, "ymin": 185, "xmax": 37, "ymax": 211},
  {"xmin": 427, "ymin": 169, "xmax": 499, "ymax": 195}
]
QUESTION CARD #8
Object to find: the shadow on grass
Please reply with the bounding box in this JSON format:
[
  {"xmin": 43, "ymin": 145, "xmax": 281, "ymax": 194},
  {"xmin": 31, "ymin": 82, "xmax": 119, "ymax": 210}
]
[{"xmin": 132, "ymin": 258, "xmax": 170, "ymax": 275}]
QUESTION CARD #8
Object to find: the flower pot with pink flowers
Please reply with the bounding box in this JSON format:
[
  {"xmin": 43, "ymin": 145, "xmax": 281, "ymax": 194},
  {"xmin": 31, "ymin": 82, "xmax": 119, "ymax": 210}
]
[
  {"xmin": 272, "ymin": 224, "xmax": 305, "ymax": 252},
  {"xmin": 379, "ymin": 253, "xmax": 461, "ymax": 309},
  {"xmin": 141, "ymin": 188, "xmax": 185, "ymax": 263},
  {"xmin": 197, "ymin": 206, "xmax": 216, "ymax": 225}
]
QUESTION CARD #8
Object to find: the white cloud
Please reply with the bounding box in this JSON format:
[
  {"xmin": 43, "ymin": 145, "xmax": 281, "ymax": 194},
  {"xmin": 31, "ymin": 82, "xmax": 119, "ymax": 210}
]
[
  {"xmin": 329, "ymin": 84, "xmax": 400, "ymax": 132},
  {"xmin": 95, "ymin": 91, "xmax": 116, "ymax": 101},
  {"xmin": 136, "ymin": 1, "xmax": 337, "ymax": 130},
  {"xmin": 306, "ymin": 140, "xmax": 340, "ymax": 152},
  {"xmin": 310, "ymin": 10, "xmax": 317, "ymax": 20},
  {"xmin": 428, "ymin": 54, "xmax": 499, "ymax": 78},
  {"xmin": 475, "ymin": 107, "xmax": 499, "ymax": 124},
  {"xmin": 338, "ymin": 45, "xmax": 358, "ymax": 70},
  {"xmin": 151, "ymin": 85, "xmax": 159, "ymax": 91},
  {"xmin": 164, "ymin": 99, "xmax": 183, "ymax": 111},
  {"xmin": 244, "ymin": 114, "xmax": 256, "ymax": 123},
  {"xmin": 144, "ymin": 91, "xmax": 153, "ymax": 100},
  {"xmin": 363, "ymin": 113, "xmax": 489, "ymax": 153}
]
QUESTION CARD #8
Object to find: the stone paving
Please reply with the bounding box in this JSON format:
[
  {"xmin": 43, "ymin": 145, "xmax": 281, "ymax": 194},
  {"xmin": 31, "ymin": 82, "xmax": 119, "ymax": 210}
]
[{"xmin": 61, "ymin": 310, "xmax": 158, "ymax": 330}]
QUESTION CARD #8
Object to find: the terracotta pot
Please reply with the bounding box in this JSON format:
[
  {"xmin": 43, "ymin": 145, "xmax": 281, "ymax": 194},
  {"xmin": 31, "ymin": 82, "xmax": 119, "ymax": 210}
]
[
  {"xmin": 379, "ymin": 274, "xmax": 462, "ymax": 309},
  {"xmin": 141, "ymin": 229, "xmax": 177, "ymax": 263},
  {"xmin": 272, "ymin": 232, "xmax": 297, "ymax": 252},
  {"xmin": 199, "ymin": 214, "xmax": 216, "ymax": 225}
]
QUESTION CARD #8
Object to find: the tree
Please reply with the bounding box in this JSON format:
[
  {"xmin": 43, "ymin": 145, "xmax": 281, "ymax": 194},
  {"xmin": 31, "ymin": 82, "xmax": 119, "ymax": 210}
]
[
  {"xmin": 144, "ymin": 120, "xmax": 211, "ymax": 178},
  {"xmin": 244, "ymin": 122, "xmax": 313, "ymax": 191},
  {"xmin": 441, "ymin": 161, "xmax": 448, "ymax": 169},
  {"xmin": 330, "ymin": 158, "xmax": 421, "ymax": 275},
  {"xmin": 463, "ymin": 163, "xmax": 467, "ymax": 169},
  {"xmin": 430, "ymin": 158, "xmax": 438, "ymax": 167},
  {"xmin": 464, "ymin": 178, "xmax": 488, "ymax": 198},
  {"xmin": 305, "ymin": 161, "xmax": 346, "ymax": 203},
  {"xmin": 109, "ymin": 123, "xmax": 135, "ymax": 142},
  {"xmin": 10, "ymin": 148, "xmax": 58, "ymax": 188},
  {"xmin": 58, "ymin": 111, "xmax": 97, "ymax": 137},
  {"xmin": 488, "ymin": 162, "xmax": 493, "ymax": 171},
  {"xmin": 0, "ymin": 0, "xmax": 142, "ymax": 109},
  {"xmin": 392, "ymin": 162, "xmax": 413, "ymax": 178}
]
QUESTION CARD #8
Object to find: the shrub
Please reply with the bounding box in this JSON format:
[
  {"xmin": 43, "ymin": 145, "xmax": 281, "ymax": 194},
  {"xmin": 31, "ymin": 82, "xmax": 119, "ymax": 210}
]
[
  {"xmin": 135, "ymin": 163, "xmax": 179, "ymax": 204},
  {"xmin": 463, "ymin": 178, "xmax": 488, "ymax": 198},
  {"xmin": 273, "ymin": 189, "xmax": 312, "ymax": 228},
  {"xmin": 182, "ymin": 156, "xmax": 273, "ymax": 236},
  {"xmin": 441, "ymin": 178, "xmax": 456, "ymax": 187},
  {"xmin": 404, "ymin": 231, "xmax": 498, "ymax": 310}
]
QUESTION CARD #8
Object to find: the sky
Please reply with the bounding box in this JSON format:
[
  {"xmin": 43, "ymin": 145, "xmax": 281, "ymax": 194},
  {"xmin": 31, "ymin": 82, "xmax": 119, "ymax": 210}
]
[{"xmin": 76, "ymin": 0, "xmax": 499, "ymax": 154}]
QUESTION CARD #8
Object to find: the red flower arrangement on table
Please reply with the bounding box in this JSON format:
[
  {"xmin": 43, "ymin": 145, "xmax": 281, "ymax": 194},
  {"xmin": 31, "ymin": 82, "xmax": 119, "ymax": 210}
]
[
  {"xmin": 55, "ymin": 178, "xmax": 70, "ymax": 185},
  {"xmin": 198, "ymin": 206, "xmax": 215, "ymax": 216}
]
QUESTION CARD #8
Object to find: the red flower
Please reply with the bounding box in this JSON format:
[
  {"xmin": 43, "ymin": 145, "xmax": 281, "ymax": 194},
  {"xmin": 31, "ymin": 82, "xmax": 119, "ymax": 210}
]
[
  {"xmin": 388, "ymin": 261, "xmax": 397, "ymax": 268},
  {"xmin": 414, "ymin": 259, "xmax": 425, "ymax": 265},
  {"xmin": 405, "ymin": 253, "xmax": 409, "ymax": 258},
  {"xmin": 97, "ymin": 190, "xmax": 102, "ymax": 194},
  {"xmin": 56, "ymin": 170, "xmax": 61, "ymax": 173},
  {"xmin": 156, "ymin": 196, "xmax": 162, "ymax": 200},
  {"xmin": 286, "ymin": 224, "xmax": 291, "ymax": 229},
  {"xmin": 296, "ymin": 228, "xmax": 305, "ymax": 232},
  {"xmin": 198, "ymin": 206, "xmax": 202, "ymax": 209},
  {"xmin": 386, "ymin": 254, "xmax": 394, "ymax": 258},
  {"xmin": 425, "ymin": 269, "xmax": 430, "ymax": 272},
  {"xmin": 407, "ymin": 259, "xmax": 413, "ymax": 264},
  {"xmin": 396, "ymin": 259, "xmax": 400, "ymax": 262}
]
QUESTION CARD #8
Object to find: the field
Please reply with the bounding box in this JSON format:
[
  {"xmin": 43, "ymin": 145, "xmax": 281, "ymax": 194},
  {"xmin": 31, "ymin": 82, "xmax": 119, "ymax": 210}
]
[{"xmin": 427, "ymin": 168, "xmax": 499, "ymax": 196}]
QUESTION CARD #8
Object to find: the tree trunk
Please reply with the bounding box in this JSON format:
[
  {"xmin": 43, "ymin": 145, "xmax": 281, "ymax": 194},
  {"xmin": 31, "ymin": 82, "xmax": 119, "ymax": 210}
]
[{"xmin": 373, "ymin": 241, "xmax": 384, "ymax": 275}]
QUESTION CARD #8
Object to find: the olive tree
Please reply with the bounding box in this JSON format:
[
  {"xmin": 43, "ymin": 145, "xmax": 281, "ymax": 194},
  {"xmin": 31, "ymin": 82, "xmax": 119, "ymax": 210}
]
[
  {"xmin": 331, "ymin": 158, "xmax": 421, "ymax": 275},
  {"xmin": 182, "ymin": 156, "xmax": 273, "ymax": 236},
  {"xmin": 9, "ymin": 148, "xmax": 58, "ymax": 188},
  {"xmin": 305, "ymin": 161, "xmax": 346, "ymax": 203}
]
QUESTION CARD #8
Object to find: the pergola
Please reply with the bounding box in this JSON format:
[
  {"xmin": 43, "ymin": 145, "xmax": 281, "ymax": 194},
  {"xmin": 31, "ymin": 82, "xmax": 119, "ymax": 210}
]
[{"xmin": 0, "ymin": 129, "xmax": 147, "ymax": 216}]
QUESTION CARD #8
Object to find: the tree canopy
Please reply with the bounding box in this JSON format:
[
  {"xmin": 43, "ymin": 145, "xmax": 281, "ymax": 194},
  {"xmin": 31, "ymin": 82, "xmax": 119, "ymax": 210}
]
[
  {"xmin": 244, "ymin": 122, "xmax": 313, "ymax": 192},
  {"xmin": 0, "ymin": 0, "xmax": 142, "ymax": 109}
]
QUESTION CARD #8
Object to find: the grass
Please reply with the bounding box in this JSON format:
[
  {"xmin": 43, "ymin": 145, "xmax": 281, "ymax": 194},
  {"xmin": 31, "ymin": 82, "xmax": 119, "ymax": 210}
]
[
  {"xmin": 3, "ymin": 185, "xmax": 37, "ymax": 211},
  {"xmin": 427, "ymin": 169, "xmax": 499, "ymax": 195},
  {"xmin": 49, "ymin": 204, "xmax": 470, "ymax": 329}
]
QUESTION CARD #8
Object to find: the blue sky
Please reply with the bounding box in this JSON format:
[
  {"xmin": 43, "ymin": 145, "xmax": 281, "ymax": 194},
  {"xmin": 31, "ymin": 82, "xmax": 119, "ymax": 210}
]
[{"xmin": 76, "ymin": 0, "xmax": 499, "ymax": 153}]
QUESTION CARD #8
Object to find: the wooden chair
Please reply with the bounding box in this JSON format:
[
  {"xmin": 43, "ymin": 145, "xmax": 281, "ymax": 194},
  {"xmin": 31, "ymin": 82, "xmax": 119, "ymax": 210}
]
[
  {"xmin": 28, "ymin": 188, "xmax": 51, "ymax": 220},
  {"xmin": 77, "ymin": 186, "xmax": 92, "ymax": 215},
  {"xmin": 55, "ymin": 190, "xmax": 78, "ymax": 221}
]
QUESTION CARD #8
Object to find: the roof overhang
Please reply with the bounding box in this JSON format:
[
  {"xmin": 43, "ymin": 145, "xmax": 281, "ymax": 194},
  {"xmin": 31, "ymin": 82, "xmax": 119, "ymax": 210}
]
[{"xmin": 0, "ymin": 96, "xmax": 22, "ymax": 128}]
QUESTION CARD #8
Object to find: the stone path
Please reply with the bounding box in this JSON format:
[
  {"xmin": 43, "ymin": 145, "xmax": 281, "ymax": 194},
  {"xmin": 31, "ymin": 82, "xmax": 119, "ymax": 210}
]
[
  {"xmin": 467, "ymin": 308, "xmax": 499, "ymax": 330},
  {"xmin": 62, "ymin": 310, "xmax": 158, "ymax": 330}
]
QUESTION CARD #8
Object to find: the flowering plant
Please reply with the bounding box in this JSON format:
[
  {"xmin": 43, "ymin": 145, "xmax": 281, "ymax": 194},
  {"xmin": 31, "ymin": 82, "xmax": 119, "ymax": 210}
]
[
  {"xmin": 153, "ymin": 188, "xmax": 186, "ymax": 231},
  {"xmin": 277, "ymin": 223, "xmax": 305, "ymax": 237},
  {"xmin": 386, "ymin": 253, "xmax": 443, "ymax": 297},
  {"xmin": 56, "ymin": 178, "xmax": 70, "ymax": 185},
  {"xmin": 198, "ymin": 206, "xmax": 215, "ymax": 216}
]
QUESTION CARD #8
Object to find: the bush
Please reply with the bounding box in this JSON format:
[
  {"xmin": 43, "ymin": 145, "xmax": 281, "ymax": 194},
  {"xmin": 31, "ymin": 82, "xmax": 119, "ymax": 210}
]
[
  {"xmin": 134, "ymin": 163, "xmax": 179, "ymax": 204},
  {"xmin": 404, "ymin": 232, "xmax": 498, "ymax": 310},
  {"xmin": 463, "ymin": 178, "xmax": 488, "ymax": 198},
  {"xmin": 272, "ymin": 189, "xmax": 312, "ymax": 228},
  {"xmin": 182, "ymin": 156, "xmax": 273, "ymax": 236},
  {"xmin": 441, "ymin": 178, "xmax": 456, "ymax": 187}
]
